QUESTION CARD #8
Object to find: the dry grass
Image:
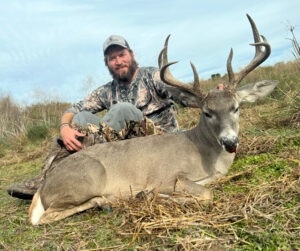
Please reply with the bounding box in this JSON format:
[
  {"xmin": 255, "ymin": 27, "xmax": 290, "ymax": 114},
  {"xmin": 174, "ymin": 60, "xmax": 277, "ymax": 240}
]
[
  {"xmin": 289, "ymin": 26, "xmax": 300, "ymax": 70},
  {"xmin": 0, "ymin": 95, "xmax": 27, "ymax": 138},
  {"xmin": 0, "ymin": 97, "xmax": 70, "ymax": 140}
]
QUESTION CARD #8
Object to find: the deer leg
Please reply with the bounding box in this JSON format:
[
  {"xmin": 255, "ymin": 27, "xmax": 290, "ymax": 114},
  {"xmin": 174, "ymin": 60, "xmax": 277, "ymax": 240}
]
[
  {"xmin": 135, "ymin": 185, "xmax": 177, "ymax": 201},
  {"xmin": 37, "ymin": 196, "xmax": 109, "ymax": 225},
  {"xmin": 174, "ymin": 176, "xmax": 212, "ymax": 201}
]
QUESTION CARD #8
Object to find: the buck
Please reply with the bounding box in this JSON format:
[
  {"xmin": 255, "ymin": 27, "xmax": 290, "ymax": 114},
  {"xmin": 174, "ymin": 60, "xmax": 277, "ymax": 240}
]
[{"xmin": 29, "ymin": 14, "xmax": 278, "ymax": 225}]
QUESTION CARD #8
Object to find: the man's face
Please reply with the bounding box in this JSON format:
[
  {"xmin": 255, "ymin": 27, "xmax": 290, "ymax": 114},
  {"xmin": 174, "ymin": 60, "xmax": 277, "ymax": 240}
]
[{"xmin": 106, "ymin": 46, "xmax": 138, "ymax": 83}]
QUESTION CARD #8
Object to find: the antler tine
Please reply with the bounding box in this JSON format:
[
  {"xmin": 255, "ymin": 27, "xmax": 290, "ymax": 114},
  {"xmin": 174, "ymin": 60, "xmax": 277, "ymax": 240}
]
[
  {"xmin": 227, "ymin": 48, "xmax": 234, "ymax": 84},
  {"xmin": 158, "ymin": 34, "xmax": 171, "ymax": 68},
  {"xmin": 229, "ymin": 14, "xmax": 271, "ymax": 89},
  {"xmin": 190, "ymin": 62, "xmax": 202, "ymax": 94},
  {"xmin": 158, "ymin": 48, "xmax": 164, "ymax": 69},
  {"xmin": 163, "ymin": 34, "xmax": 171, "ymax": 64},
  {"xmin": 159, "ymin": 35, "xmax": 204, "ymax": 97},
  {"xmin": 160, "ymin": 60, "xmax": 194, "ymax": 93}
]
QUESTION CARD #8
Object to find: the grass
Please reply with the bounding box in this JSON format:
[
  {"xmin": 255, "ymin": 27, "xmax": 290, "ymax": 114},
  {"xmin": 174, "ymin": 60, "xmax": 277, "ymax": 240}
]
[{"xmin": 0, "ymin": 61, "xmax": 299, "ymax": 250}]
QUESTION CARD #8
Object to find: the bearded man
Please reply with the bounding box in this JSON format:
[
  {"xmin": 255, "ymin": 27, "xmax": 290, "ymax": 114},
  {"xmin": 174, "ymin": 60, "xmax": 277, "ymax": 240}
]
[{"xmin": 7, "ymin": 35, "xmax": 198, "ymax": 199}]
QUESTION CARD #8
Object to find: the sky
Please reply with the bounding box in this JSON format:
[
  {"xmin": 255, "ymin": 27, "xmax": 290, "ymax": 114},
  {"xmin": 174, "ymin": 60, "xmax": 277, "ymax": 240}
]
[{"xmin": 0, "ymin": 0, "xmax": 299, "ymax": 106}]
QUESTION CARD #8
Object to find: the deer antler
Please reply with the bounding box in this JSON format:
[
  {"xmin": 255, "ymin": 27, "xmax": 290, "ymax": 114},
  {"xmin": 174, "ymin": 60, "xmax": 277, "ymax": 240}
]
[
  {"xmin": 227, "ymin": 14, "xmax": 271, "ymax": 89},
  {"xmin": 159, "ymin": 35, "xmax": 205, "ymax": 97}
]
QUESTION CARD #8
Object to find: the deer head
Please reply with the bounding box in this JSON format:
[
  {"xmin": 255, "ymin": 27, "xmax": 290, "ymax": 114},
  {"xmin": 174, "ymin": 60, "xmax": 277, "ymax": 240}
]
[{"xmin": 159, "ymin": 14, "xmax": 277, "ymax": 153}]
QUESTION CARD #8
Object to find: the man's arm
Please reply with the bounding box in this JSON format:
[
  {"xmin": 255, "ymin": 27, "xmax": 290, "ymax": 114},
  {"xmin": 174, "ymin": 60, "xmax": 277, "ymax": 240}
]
[
  {"xmin": 60, "ymin": 85, "xmax": 108, "ymax": 151},
  {"xmin": 60, "ymin": 112, "xmax": 85, "ymax": 152}
]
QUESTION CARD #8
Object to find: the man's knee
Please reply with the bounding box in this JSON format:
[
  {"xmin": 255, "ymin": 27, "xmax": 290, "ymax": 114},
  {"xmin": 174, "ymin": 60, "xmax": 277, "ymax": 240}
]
[
  {"xmin": 102, "ymin": 102, "xmax": 143, "ymax": 131},
  {"xmin": 73, "ymin": 103, "xmax": 143, "ymax": 131},
  {"xmin": 72, "ymin": 111, "xmax": 101, "ymax": 127},
  {"xmin": 112, "ymin": 102, "xmax": 142, "ymax": 120}
]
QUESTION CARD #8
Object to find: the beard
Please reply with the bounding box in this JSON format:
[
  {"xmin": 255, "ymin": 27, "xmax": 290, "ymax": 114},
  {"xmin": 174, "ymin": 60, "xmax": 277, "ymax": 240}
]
[{"xmin": 108, "ymin": 58, "xmax": 138, "ymax": 83}]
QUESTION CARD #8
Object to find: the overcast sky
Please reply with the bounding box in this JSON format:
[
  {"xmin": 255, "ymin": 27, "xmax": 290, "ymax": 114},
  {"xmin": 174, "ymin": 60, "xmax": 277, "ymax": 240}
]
[{"xmin": 0, "ymin": 0, "xmax": 299, "ymax": 106}]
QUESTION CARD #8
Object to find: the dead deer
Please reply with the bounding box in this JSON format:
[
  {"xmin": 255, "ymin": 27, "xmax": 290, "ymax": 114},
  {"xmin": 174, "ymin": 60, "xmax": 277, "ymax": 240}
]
[{"xmin": 29, "ymin": 14, "xmax": 278, "ymax": 225}]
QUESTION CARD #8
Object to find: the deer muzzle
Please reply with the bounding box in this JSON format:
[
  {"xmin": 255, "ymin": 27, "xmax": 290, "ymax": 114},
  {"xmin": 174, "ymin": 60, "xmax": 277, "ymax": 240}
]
[{"xmin": 220, "ymin": 136, "xmax": 239, "ymax": 153}]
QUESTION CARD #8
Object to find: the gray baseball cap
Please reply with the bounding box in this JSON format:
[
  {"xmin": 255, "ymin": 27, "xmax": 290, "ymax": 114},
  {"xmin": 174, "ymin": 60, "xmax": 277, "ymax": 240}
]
[{"xmin": 103, "ymin": 35, "xmax": 130, "ymax": 55}]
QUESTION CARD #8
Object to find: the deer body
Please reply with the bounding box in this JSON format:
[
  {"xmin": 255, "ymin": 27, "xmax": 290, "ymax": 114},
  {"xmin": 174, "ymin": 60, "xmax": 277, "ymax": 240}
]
[
  {"xmin": 40, "ymin": 131, "xmax": 220, "ymax": 202},
  {"xmin": 29, "ymin": 14, "xmax": 278, "ymax": 225},
  {"xmin": 40, "ymin": 108, "xmax": 235, "ymax": 207}
]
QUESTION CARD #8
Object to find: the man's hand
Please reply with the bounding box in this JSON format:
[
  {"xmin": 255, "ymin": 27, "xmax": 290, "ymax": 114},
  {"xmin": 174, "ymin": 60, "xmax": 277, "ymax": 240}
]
[{"xmin": 61, "ymin": 126, "xmax": 85, "ymax": 151}]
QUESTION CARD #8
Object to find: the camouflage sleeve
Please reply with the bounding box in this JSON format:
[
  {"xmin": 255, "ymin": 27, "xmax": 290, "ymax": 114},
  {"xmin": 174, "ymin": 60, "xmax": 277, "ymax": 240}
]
[
  {"xmin": 64, "ymin": 86, "xmax": 107, "ymax": 115},
  {"xmin": 152, "ymin": 69, "xmax": 199, "ymax": 108}
]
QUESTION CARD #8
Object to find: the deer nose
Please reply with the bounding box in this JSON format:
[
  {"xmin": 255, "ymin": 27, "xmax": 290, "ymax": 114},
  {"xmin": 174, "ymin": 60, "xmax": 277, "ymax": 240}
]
[{"xmin": 220, "ymin": 137, "xmax": 239, "ymax": 153}]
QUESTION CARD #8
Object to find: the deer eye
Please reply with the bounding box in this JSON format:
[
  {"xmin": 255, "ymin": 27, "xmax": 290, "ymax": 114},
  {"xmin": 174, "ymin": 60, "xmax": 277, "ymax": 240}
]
[
  {"xmin": 234, "ymin": 107, "xmax": 239, "ymax": 113},
  {"xmin": 204, "ymin": 112, "xmax": 212, "ymax": 118}
]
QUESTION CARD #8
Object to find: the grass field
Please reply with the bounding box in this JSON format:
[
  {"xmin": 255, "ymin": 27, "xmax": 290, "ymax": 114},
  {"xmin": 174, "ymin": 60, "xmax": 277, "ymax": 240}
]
[{"xmin": 0, "ymin": 61, "xmax": 299, "ymax": 250}]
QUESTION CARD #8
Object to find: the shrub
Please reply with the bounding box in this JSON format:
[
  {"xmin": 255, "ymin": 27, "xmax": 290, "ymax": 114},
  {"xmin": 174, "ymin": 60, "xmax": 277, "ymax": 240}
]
[
  {"xmin": 0, "ymin": 139, "xmax": 9, "ymax": 158},
  {"xmin": 26, "ymin": 124, "xmax": 50, "ymax": 142}
]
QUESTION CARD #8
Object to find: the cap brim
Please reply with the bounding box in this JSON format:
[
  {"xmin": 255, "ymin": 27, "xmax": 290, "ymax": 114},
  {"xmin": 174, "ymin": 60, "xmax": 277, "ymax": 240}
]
[{"xmin": 104, "ymin": 43, "xmax": 128, "ymax": 54}]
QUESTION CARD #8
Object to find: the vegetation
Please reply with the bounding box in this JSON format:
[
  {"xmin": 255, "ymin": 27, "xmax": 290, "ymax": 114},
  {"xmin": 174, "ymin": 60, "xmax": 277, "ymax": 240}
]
[
  {"xmin": 0, "ymin": 60, "xmax": 299, "ymax": 250},
  {"xmin": 0, "ymin": 97, "xmax": 70, "ymax": 140},
  {"xmin": 289, "ymin": 26, "xmax": 300, "ymax": 70}
]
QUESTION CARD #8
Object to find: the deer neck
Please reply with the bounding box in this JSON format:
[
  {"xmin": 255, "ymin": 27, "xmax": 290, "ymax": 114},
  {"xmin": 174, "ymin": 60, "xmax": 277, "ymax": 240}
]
[
  {"xmin": 186, "ymin": 114, "xmax": 223, "ymax": 153},
  {"xmin": 184, "ymin": 114, "xmax": 235, "ymax": 180}
]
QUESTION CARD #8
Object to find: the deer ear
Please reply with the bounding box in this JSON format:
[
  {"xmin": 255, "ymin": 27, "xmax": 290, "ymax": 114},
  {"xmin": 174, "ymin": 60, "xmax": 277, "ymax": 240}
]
[{"xmin": 236, "ymin": 80, "xmax": 278, "ymax": 103}]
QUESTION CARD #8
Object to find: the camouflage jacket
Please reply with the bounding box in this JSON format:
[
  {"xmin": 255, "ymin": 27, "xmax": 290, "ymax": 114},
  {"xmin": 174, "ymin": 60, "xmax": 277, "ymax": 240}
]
[{"xmin": 66, "ymin": 67, "xmax": 198, "ymax": 132}]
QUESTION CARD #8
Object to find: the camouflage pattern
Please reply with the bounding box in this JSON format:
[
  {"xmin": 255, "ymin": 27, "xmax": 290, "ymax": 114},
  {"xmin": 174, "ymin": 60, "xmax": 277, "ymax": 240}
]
[
  {"xmin": 66, "ymin": 67, "xmax": 199, "ymax": 132},
  {"xmin": 72, "ymin": 114, "xmax": 163, "ymax": 147}
]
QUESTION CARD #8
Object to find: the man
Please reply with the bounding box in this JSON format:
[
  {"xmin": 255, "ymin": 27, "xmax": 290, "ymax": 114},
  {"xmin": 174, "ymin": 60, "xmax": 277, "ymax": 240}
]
[{"xmin": 7, "ymin": 35, "xmax": 198, "ymax": 199}]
